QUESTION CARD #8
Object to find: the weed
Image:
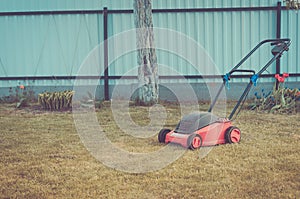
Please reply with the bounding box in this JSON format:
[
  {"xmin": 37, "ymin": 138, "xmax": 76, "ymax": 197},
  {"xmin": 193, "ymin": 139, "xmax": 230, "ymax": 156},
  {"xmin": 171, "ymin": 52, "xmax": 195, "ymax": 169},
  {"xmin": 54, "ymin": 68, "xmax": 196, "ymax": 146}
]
[
  {"xmin": 0, "ymin": 85, "xmax": 36, "ymax": 108},
  {"xmin": 249, "ymin": 74, "xmax": 300, "ymax": 113}
]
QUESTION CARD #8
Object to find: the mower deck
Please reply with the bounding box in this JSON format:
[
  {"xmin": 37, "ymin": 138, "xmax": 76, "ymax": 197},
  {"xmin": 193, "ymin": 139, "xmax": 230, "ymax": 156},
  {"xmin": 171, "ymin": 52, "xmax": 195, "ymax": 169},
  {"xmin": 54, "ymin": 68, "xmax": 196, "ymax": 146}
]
[{"xmin": 158, "ymin": 112, "xmax": 241, "ymax": 149}]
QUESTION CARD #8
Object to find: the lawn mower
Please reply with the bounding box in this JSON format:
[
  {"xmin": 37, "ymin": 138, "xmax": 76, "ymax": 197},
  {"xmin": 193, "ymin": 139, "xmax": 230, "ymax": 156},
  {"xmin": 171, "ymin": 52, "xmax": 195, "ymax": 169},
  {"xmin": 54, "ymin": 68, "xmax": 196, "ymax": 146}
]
[{"xmin": 158, "ymin": 38, "xmax": 291, "ymax": 149}]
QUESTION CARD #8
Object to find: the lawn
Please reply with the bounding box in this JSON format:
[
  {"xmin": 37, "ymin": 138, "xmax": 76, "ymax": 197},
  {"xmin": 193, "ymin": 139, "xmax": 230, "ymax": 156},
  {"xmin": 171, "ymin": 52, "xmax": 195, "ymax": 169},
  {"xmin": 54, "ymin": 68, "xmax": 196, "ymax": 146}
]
[{"xmin": 0, "ymin": 102, "xmax": 299, "ymax": 198}]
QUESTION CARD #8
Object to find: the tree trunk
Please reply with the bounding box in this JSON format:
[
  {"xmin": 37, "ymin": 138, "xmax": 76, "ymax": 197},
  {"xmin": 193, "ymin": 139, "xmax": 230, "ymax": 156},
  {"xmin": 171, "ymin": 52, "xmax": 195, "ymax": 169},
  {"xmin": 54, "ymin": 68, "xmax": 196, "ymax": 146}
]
[{"xmin": 133, "ymin": 0, "xmax": 158, "ymax": 105}]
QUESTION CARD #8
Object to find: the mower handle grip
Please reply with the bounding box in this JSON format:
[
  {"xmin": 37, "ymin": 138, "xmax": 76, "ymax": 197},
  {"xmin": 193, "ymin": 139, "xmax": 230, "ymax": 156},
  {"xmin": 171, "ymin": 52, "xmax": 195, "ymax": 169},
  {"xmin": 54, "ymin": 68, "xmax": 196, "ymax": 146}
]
[
  {"xmin": 264, "ymin": 38, "xmax": 291, "ymax": 45},
  {"xmin": 270, "ymin": 41, "xmax": 289, "ymax": 46},
  {"xmin": 271, "ymin": 42, "xmax": 281, "ymax": 46},
  {"xmin": 229, "ymin": 69, "xmax": 256, "ymax": 75}
]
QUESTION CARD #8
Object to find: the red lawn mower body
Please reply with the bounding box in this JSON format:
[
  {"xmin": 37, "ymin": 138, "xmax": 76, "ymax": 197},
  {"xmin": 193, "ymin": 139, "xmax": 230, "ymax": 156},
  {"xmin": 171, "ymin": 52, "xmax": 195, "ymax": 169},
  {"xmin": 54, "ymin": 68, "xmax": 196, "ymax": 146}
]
[{"xmin": 158, "ymin": 112, "xmax": 241, "ymax": 149}]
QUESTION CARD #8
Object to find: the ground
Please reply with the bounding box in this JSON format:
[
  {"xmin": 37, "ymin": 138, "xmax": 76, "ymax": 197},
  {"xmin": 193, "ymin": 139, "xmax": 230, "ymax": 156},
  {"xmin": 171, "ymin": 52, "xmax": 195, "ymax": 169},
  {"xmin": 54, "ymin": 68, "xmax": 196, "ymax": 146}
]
[{"xmin": 0, "ymin": 102, "xmax": 299, "ymax": 199}]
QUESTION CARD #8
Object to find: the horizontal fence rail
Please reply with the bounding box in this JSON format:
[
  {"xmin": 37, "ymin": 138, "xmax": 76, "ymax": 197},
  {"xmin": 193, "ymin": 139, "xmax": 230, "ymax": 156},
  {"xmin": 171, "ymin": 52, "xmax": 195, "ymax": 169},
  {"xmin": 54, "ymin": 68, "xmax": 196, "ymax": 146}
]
[
  {"xmin": 1, "ymin": 73, "xmax": 300, "ymax": 81},
  {"xmin": 0, "ymin": 6, "xmax": 287, "ymax": 16}
]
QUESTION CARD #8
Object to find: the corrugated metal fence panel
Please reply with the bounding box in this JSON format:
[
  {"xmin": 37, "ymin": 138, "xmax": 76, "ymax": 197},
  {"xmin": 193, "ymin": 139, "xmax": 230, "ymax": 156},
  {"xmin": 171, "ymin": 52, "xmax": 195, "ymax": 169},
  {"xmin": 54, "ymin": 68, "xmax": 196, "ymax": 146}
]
[
  {"xmin": 101, "ymin": 0, "xmax": 286, "ymax": 84},
  {"xmin": 0, "ymin": 14, "xmax": 103, "ymax": 77},
  {"xmin": 0, "ymin": 0, "xmax": 299, "ymax": 87},
  {"xmin": 281, "ymin": 10, "xmax": 300, "ymax": 82},
  {"xmin": 108, "ymin": 13, "xmax": 137, "ymax": 77},
  {"xmin": 106, "ymin": 11, "xmax": 278, "ymax": 84},
  {"xmin": 151, "ymin": 10, "xmax": 278, "ymax": 82},
  {"xmin": 107, "ymin": 0, "xmax": 133, "ymax": 10},
  {"xmin": 0, "ymin": 0, "xmax": 281, "ymax": 12},
  {"xmin": 153, "ymin": 0, "xmax": 279, "ymax": 9},
  {"xmin": 0, "ymin": 0, "xmax": 104, "ymax": 11}
]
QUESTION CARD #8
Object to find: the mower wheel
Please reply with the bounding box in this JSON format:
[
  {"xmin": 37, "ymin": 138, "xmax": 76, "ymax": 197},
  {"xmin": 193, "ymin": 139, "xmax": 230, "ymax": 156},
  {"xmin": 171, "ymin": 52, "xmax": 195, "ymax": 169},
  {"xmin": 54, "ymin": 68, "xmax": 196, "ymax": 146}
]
[
  {"xmin": 225, "ymin": 126, "xmax": 241, "ymax": 144},
  {"xmin": 158, "ymin": 129, "xmax": 171, "ymax": 143},
  {"xmin": 187, "ymin": 134, "xmax": 202, "ymax": 150}
]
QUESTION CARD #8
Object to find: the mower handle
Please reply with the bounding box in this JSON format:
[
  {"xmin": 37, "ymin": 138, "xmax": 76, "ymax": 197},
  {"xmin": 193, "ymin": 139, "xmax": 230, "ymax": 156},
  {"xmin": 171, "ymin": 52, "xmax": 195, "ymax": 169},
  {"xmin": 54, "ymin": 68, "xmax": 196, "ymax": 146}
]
[
  {"xmin": 271, "ymin": 38, "xmax": 291, "ymax": 46},
  {"xmin": 271, "ymin": 42, "xmax": 281, "ymax": 46},
  {"xmin": 227, "ymin": 38, "xmax": 291, "ymax": 120},
  {"xmin": 229, "ymin": 69, "xmax": 256, "ymax": 76},
  {"xmin": 208, "ymin": 38, "xmax": 291, "ymax": 114},
  {"xmin": 222, "ymin": 38, "xmax": 291, "ymax": 85},
  {"xmin": 222, "ymin": 69, "xmax": 255, "ymax": 84}
]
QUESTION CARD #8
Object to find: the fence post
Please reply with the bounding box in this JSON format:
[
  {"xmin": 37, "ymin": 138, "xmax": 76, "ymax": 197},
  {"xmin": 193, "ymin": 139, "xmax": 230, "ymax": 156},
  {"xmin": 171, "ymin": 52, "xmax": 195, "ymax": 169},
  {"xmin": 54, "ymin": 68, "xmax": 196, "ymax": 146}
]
[
  {"xmin": 103, "ymin": 7, "xmax": 109, "ymax": 100},
  {"xmin": 276, "ymin": 1, "xmax": 281, "ymax": 90}
]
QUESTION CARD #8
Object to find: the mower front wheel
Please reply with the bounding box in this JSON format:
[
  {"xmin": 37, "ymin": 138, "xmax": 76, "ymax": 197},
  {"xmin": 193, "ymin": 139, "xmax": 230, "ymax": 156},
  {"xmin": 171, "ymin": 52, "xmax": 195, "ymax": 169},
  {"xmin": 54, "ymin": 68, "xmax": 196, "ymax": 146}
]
[
  {"xmin": 158, "ymin": 129, "xmax": 171, "ymax": 143},
  {"xmin": 225, "ymin": 126, "xmax": 241, "ymax": 144},
  {"xmin": 187, "ymin": 134, "xmax": 202, "ymax": 150}
]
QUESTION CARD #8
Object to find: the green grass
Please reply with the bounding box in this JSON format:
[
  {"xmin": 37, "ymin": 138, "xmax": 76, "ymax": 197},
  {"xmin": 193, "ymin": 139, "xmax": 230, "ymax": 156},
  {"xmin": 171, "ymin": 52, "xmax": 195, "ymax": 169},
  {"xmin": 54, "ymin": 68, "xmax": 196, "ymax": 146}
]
[{"xmin": 0, "ymin": 102, "xmax": 299, "ymax": 198}]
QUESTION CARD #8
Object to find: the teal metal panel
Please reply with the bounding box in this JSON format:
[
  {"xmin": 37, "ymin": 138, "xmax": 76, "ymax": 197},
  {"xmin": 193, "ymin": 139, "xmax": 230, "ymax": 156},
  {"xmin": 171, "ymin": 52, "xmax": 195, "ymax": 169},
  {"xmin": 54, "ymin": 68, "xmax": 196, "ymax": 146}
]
[
  {"xmin": 0, "ymin": 0, "xmax": 299, "ymax": 90},
  {"xmin": 0, "ymin": 0, "xmax": 104, "ymax": 12},
  {"xmin": 281, "ymin": 10, "xmax": 300, "ymax": 81},
  {"xmin": 0, "ymin": 0, "xmax": 282, "ymax": 12},
  {"xmin": 151, "ymin": 9, "xmax": 278, "ymax": 82},
  {"xmin": 0, "ymin": 13, "xmax": 102, "ymax": 78},
  {"xmin": 107, "ymin": 0, "xmax": 133, "ymax": 10},
  {"xmin": 153, "ymin": 0, "xmax": 279, "ymax": 9},
  {"xmin": 107, "ymin": 13, "xmax": 137, "ymax": 76},
  {"xmin": 102, "ymin": 1, "xmax": 297, "ymax": 83}
]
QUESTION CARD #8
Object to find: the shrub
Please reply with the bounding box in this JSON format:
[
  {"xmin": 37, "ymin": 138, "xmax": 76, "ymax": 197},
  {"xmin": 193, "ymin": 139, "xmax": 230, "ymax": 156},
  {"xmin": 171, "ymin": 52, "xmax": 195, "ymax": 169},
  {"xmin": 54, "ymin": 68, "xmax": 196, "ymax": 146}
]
[
  {"xmin": 249, "ymin": 73, "xmax": 300, "ymax": 113},
  {"xmin": 38, "ymin": 90, "xmax": 74, "ymax": 111}
]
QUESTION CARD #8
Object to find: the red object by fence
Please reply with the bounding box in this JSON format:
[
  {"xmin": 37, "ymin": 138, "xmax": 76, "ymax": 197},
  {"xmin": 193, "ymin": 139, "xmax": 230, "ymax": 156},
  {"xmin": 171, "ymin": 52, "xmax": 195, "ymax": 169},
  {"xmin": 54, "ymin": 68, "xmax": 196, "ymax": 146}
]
[{"xmin": 275, "ymin": 73, "xmax": 289, "ymax": 83}]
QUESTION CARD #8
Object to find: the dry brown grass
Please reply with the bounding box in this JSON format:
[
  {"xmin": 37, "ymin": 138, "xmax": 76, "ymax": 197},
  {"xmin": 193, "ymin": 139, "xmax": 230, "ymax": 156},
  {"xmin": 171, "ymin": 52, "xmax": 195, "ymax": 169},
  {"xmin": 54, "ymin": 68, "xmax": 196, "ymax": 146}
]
[{"xmin": 0, "ymin": 102, "xmax": 299, "ymax": 199}]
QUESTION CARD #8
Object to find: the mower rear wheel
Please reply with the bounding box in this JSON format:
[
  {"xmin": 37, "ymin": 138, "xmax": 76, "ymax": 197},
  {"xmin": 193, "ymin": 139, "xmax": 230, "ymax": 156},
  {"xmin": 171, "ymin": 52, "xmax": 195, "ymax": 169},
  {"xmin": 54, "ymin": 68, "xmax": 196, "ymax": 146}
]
[
  {"xmin": 187, "ymin": 134, "xmax": 202, "ymax": 150},
  {"xmin": 158, "ymin": 129, "xmax": 171, "ymax": 143},
  {"xmin": 225, "ymin": 126, "xmax": 241, "ymax": 144}
]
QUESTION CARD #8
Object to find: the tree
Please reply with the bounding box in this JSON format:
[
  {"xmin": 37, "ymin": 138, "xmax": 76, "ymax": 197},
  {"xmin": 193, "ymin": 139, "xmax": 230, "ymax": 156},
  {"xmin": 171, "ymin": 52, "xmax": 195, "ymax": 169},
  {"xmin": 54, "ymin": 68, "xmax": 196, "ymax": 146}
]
[{"xmin": 133, "ymin": 0, "xmax": 158, "ymax": 105}]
